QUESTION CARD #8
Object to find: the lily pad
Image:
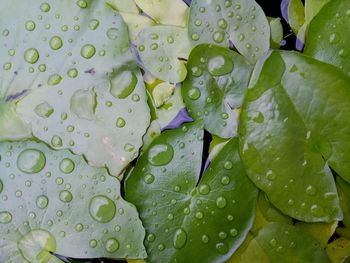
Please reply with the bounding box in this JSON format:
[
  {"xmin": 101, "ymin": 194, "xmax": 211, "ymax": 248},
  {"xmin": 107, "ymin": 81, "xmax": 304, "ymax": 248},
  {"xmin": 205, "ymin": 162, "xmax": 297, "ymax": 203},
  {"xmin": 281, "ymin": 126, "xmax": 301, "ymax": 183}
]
[
  {"xmin": 0, "ymin": 0, "xmax": 150, "ymax": 176},
  {"xmin": 188, "ymin": 0, "xmax": 270, "ymax": 64},
  {"xmin": 182, "ymin": 44, "xmax": 252, "ymax": 138},
  {"xmin": 304, "ymin": 0, "xmax": 350, "ymax": 76},
  {"xmin": 239, "ymin": 50, "xmax": 349, "ymax": 222},
  {"xmin": 125, "ymin": 122, "xmax": 258, "ymax": 263},
  {"xmin": 136, "ymin": 25, "xmax": 193, "ymax": 83},
  {"xmin": 239, "ymin": 223, "xmax": 330, "ymax": 263},
  {"xmin": 0, "ymin": 140, "xmax": 146, "ymax": 262},
  {"xmin": 134, "ymin": 0, "xmax": 189, "ymax": 27}
]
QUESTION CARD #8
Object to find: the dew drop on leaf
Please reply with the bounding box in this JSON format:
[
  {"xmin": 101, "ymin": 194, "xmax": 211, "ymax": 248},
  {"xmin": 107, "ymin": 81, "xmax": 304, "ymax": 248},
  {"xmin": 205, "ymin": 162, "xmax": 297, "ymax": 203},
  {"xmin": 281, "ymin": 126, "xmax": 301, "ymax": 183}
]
[
  {"xmin": 148, "ymin": 144, "xmax": 174, "ymax": 166},
  {"xmin": 89, "ymin": 195, "xmax": 116, "ymax": 223},
  {"xmin": 17, "ymin": 149, "xmax": 46, "ymax": 174}
]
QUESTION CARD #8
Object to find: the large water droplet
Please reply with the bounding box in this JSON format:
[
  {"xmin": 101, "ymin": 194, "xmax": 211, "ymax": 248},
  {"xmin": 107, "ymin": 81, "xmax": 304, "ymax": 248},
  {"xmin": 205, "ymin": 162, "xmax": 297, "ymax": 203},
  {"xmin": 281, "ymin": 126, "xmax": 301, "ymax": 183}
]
[
  {"xmin": 105, "ymin": 238, "xmax": 119, "ymax": 253},
  {"xmin": 148, "ymin": 143, "xmax": 174, "ymax": 166},
  {"xmin": 70, "ymin": 89, "xmax": 96, "ymax": 120},
  {"xmin": 25, "ymin": 20, "xmax": 36, "ymax": 31},
  {"xmin": 77, "ymin": 0, "xmax": 88, "ymax": 8},
  {"xmin": 0, "ymin": 211, "xmax": 12, "ymax": 224},
  {"xmin": 36, "ymin": 195, "xmax": 49, "ymax": 209},
  {"xmin": 188, "ymin": 87, "xmax": 201, "ymax": 100},
  {"xmin": 199, "ymin": 184, "xmax": 210, "ymax": 195},
  {"xmin": 34, "ymin": 102, "xmax": 54, "ymax": 118},
  {"xmin": 208, "ymin": 56, "xmax": 233, "ymax": 76},
  {"xmin": 173, "ymin": 228, "xmax": 187, "ymax": 249},
  {"xmin": 116, "ymin": 117, "xmax": 126, "ymax": 128},
  {"xmin": 49, "ymin": 36, "xmax": 63, "ymax": 50},
  {"xmin": 81, "ymin": 44, "xmax": 96, "ymax": 59},
  {"xmin": 107, "ymin": 28, "xmax": 119, "ymax": 40},
  {"xmin": 24, "ymin": 48, "xmax": 39, "ymax": 64},
  {"xmin": 110, "ymin": 71, "xmax": 137, "ymax": 99},
  {"xmin": 89, "ymin": 195, "xmax": 116, "ymax": 223},
  {"xmin": 216, "ymin": 196, "xmax": 227, "ymax": 209},
  {"xmin": 89, "ymin": 19, "xmax": 100, "ymax": 30},
  {"xmin": 216, "ymin": 242, "xmax": 228, "ymax": 254},
  {"xmin": 40, "ymin": 3, "xmax": 51, "ymax": 12},
  {"xmin": 59, "ymin": 158, "xmax": 75, "ymax": 174},
  {"xmin": 51, "ymin": 135, "xmax": 63, "ymax": 147},
  {"xmin": 18, "ymin": 230, "xmax": 56, "ymax": 262},
  {"xmin": 17, "ymin": 149, "xmax": 46, "ymax": 174},
  {"xmin": 47, "ymin": 74, "xmax": 62, "ymax": 86},
  {"xmin": 144, "ymin": 174, "xmax": 155, "ymax": 184}
]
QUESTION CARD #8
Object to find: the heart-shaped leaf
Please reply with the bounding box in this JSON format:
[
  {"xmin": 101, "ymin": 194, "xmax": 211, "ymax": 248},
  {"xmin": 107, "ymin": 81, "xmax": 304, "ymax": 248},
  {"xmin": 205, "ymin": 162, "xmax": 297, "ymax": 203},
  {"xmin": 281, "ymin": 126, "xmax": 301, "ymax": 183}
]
[
  {"xmin": 125, "ymin": 122, "xmax": 258, "ymax": 263},
  {"xmin": 239, "ymin": 50, "xmax": 348, "ymax": 222},
  {"xmin": 188, "ymin": 0, "xmax": 270, "ymax": 64},
  {"xmin": 238, "ymin": 223, "xmax": 330, "ymax": 263},
  {"xmin": 134, "ymin": 0, "xmax": 189, "ymax": 27},
  {"xmin": 304, "ymin": 0, "xmax": 350, "ymax": 76},
  {"xmin": 0, "ymin": 0, "xmax": 150, "ymax": 176},
  {"xmin": 0, "ymin": 140, "xmax": 146, "ymax": 262},
  {"xmin": 136, "ymin": 25, "xmax": 193, "ymax": 83},
  {"xmin": 182, "ymin": 44, "xmax": 252, "ymax": 138}
]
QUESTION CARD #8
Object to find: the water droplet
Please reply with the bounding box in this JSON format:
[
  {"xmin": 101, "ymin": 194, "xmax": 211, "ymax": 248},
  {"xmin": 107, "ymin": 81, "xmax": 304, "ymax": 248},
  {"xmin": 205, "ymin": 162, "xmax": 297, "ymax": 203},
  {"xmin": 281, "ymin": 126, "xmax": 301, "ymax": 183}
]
[
  {"xmin": 239, "ymin": 34, "xmax": 245, "ymax": 41},
  {"xmin": 148, "ymin": 143, "xmax": 174, "ymax": 166},
  {"xmin": 89, "ymin": 195, "xmax": 116, "ymax": 223},
  {"xmin": 49, "ymin": 36, "xmax": 63, "ymax": 50},
  {"xmin": 59, "ymin": 158, "xmax": 75, "ymax": 174},
  {"xmin": 230, "ymin": 228, "xmax": 238, "ymax": 237},
  {"xmin": 0, "ymin": 211, "xmax": 12, "ymax": 224},
  {"xmin": 48, "ymin": 74, "xmax": 62, "ymax": 86},
  {"xmin": 90, "ymin": 239, "xmax": 97, "ymax": 248},
  {"xmin": 310, "ymin": 204, "xmax": 324, "ymax": 217},
  {"xmin": 89, "ymin": 19, "xmax": 100, "ymax": 30},
  {"xmin": 199, "ymin": 184, "xmax": 210, "ymax": 195},
  {"xmin": 219, "ymin": 231, "xmax": 227, "ymax": 239},
  {"xmin": 201, "ymin": 234, "xmax": 209, "ymax": 243},
  {"xmin": 17, "ymin": 149, "xmax": 46, "ymax": 174},
  {"xmin": 270, "ymin": 238, "xmax": 277, "ymax": 247},
  {"xmin": 213, "ymin": 31, "xmax": 225, "ymax": 43},
  {"xmin": 105, "ymin": 238, "xmax": 119, "ymax": 253},
  {"xmin": 173, "ymin": 228, "xmax": 187, "ymax": 249},
  {"xmin": 40, "ymin": 3, "xmax": 51, "ymax": 12},
  {"xmin": 138, "ymin": 45, "xmax": 145, "ymax": 51},
  {"xmin": 223, "ymin": 161, "xmax": 233, "ymax": 170},
  {"xmin": 191, "ymin": 33, "xmax": 200, "ymax": 41},
  {"xmin": 34, "ymin": 102, "xmax": 54, "ymax": 118},
  {"xmin": 81, "ymin": 44, "xmax": 96, "ymax": 59},
  {"xmin": 75, "ymin": 223, "xmax": 84, "ymax": 232},
  {"xmin": 107, "ymin": 28, "xmax": 119, "ymax": 40},
  {"xmin": 324, "ymin": 192, "xmax": 337, "ymax": 200},
  {"xmin": 25, "ymin": 20, "xmax": 36, "ymax": 31},
  {"xmin": 147, "ymin": 234, "xmax": 155, "ymax": 242},
  {"xmin": 76, "ymin": 0, "xmax": 88, "ymax": 8},
  {"xmin": 216, "ymin": 242, "xmax": 228, "ymax": 254},
  {"xmin": 218, "ymin": 19, "xmax": 228, "ymax": 29},
  {"xmin": 36, "ymin": 195, "xmax": 49, "ymax": 209},
  {"xmin": 158, "ymin": 243, "xmax": 165, "ymax": 251},
  {"xmin": 306, "ymin": 185, "xmax": 316, "ymax": 196},
  {"xmin": 167, "ymin": 36, "xmax": 174, "ymax": 44},
  {"xmin": 266, "ymin": 170, "xmax": 276, "ymax": 181},
  {"xmin": 24, "ymin": 48, "xmax": 39, "ymax": 64},
  {"xmin": 195, "ymin": 212, "xmax": 203, "ymax": 219},
  {"xmin": 329, "ymin": 33, "xmax": 339, "ymax": 44},
  {"xmin": 59, "ymin": 190, "xmax": 73, "ymax": 203},
  {"xmin": 110, "ymin": 71, "xmax": 137, "ymax": 99},
  {"xmin": 188, "ymin": 87, "xmax": 201, "ymax": 100},
  {"xmin": 144, "ymin": 174, "xmax": 155, "ymax": 184},
  {"xmin": 221, "ymin": 176, "xmax": 230, "ymax": 185},
  {"xmin": 51, "ymin": 135, "xmax": 63, "ymax": 147},
  {"xmin": 216, "ymin": 196, "xmax": 227, "ymax": 209},
  {"xmin": 208, "ymin": 56, "xmax": 233, "ymax": 76},
  {"xmin": 287, "ymin": 199, "xmax": 294, "ymax": 206}
]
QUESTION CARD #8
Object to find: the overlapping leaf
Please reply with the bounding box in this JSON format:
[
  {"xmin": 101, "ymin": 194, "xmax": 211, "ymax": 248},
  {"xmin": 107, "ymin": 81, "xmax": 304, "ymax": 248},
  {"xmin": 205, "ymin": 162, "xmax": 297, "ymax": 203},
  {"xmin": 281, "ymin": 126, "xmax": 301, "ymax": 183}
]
[
  {"xmin": 125, "ymin": 122, "xmax": 258, "ymax": 263},
  {"xmin": 188, "ymin": 0, "xmax": 270, "ymax": 64},
  {"xmin": 239, "ymin": 50, "xmax": 350, "ymax": 222},
  {"xmin": 182, "ymin": 44, "xmax": 252, "ymax": 138},
  {"xmin": 0, "ymin": 0, "xmax": 150, "ymax": 176},
  {"xmin": 305, "ymin": 0, "xmax": 350, "ymax": 75},
  {"xmin": 0, "ymin": 141, "xmax": 146, "ymax": 262}
]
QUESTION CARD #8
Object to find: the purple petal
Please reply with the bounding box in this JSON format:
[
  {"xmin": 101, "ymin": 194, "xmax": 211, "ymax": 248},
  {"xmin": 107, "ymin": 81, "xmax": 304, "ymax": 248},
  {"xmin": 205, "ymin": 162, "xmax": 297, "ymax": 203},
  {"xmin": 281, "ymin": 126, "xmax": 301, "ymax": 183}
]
[
  {"xmin": 183, "ymin": 0, "xmax": 192, "ymax": 6},
  {"xmin": 162, "ymin": 108, "xmax": 193, "ymax": 131},
  {"xmin": 295, "ymin": 37, "xmax": 305, "ymax": 51},
  {"xmin": 203, "ymin": 158, "xmax": 211, "ymax": 172},
  {"xmin": 280, "ymin": 0, "xmax": 290, "ymax": 23},
  {"xmin": 6, "ymin": 89, "xmax": 28, "ymax": 102}
]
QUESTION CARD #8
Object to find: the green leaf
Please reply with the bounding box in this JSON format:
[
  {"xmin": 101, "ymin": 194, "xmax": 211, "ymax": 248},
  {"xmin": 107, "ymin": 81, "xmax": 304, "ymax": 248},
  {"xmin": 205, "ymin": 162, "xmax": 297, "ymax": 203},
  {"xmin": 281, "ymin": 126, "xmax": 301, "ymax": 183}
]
[
  {"xmin": 125, "ymin": 122, "xmax": 258, "ymax": 263},
  {"xmin": 239, "ymin": 223, "xmax": 331, "ymax": 263},
  {"xmin": 326, "ymin": 238, "xmax": 350, "ymax": 263},
  {"xmin": 239, "ymin": 50, "xmax": 349, "ymax": 222},
  {"xmin": 0, "ymin": 0, "xmax": 150, "ymax": 176},
  {"xmin": 182, "ymin": 44, "xmax": 252, "ymax": 138},
  {"xmin": 304, "ymin": 0, "xmax": 350, "ymax": 76},
  {"xmin": 188, "ymin": 0, "xmax": 270, "ymax": 64},
  {"xmin": 136, "ymin": 25, "xmax": 193, "ymax": 83},
  {"xmin": 0, "ymin": 140, "xmax": 146, "ymax": 261},
  {"xmin": 134, "ymin": 0, "xmax": 189, "ymax": 27},
  {"xmin": 304, "ymin": 0, "xmax": 331, "ymax": 23},
  {"xmin": 120, "ymin": 13, "xmax": 155, "ymax": 42},
  {"xmin": 287, "ymin": 0, "xmax": 305, "ymax": 34},
  {"xmin": 295, "ymin": 221, "xmax": 337, "ymax": 248}
]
